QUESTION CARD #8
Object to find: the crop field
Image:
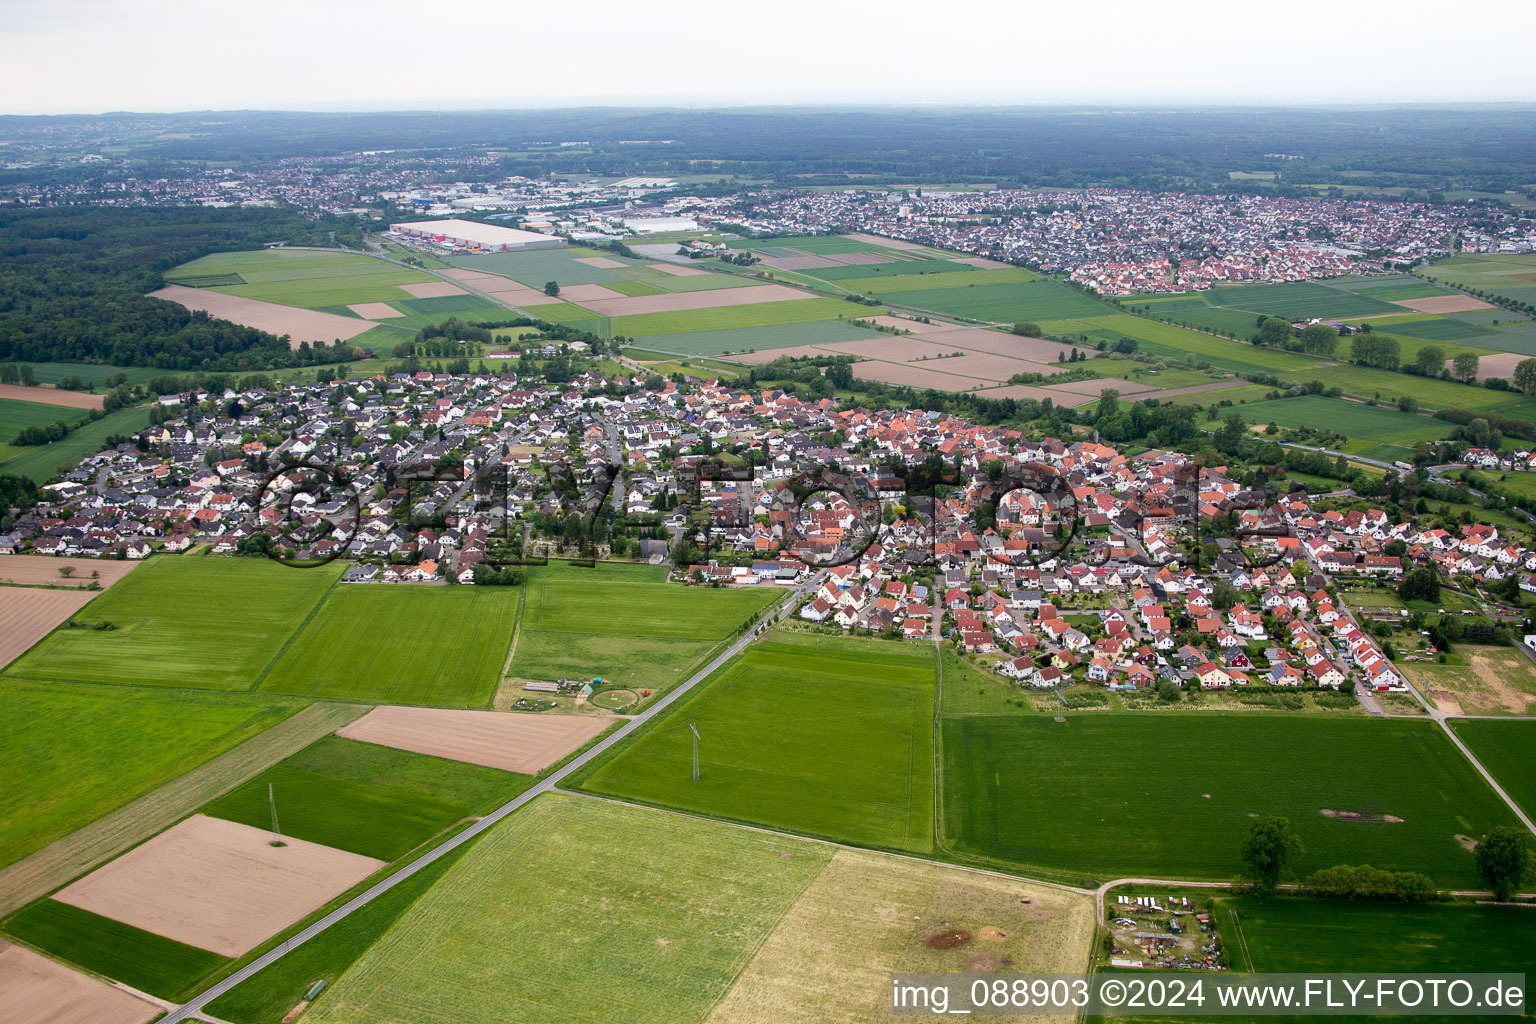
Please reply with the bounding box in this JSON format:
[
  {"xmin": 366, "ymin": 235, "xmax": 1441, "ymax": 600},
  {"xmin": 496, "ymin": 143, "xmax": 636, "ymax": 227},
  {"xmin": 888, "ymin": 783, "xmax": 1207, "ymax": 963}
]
[
  {"xmin": 1, "ymin": 899, "xmax": 225, "ymax": 1000},
  {"xmin": 0, "ymin": 404, "xmax": 153, "ymax": 483},
  {"xmin": 445, "ymin": 247, "xmax": 642, "ymax": 287},
  {"xmin": 629, "ymin": 319, "xmax": 888, "ymax": 357},
  {"xmin": 1219, "ymin": 895, "xmax": 1536, "ymax": 972},
  {"xmin": 509, "ymin": 630, "xmax": 720, "ymax": 693},
  {"xmin": 1047, "ymin": 315, "xmax": 1321, "ymax": 374},
  {"xmin": 1422, "ymin": 254, "xmax": 1536, "ymax": 308},
  {"xmin": 521, "ymin": 562, "xmax": 777, "ymax": 638},
  {"xmin": 1403, "ymin": 647, "xmax": 1536, "ymax": 717},
  {"xmin": 839, "ymin": 267, "xmax": 1043, "ymax": 295},
  {"xmin": 941, "ymin": 714, "xmax": 1517, "ymax": 886},
  {"xmin": 803, "ymin": 256, "xmax": 991, "ymax": 280},
  {"xmin": 4, "ymin": 556, "xmax": 343, "ymax": 689},
  {"xmin": 1451, "ymin": 719, "xmax": 1536, "ymax": 819},
  {"xmin": 172, "ymin": 250, "xmax": 441, "ymax": 309},
  {"xmin": 576, "ymin": 638, "xmax": 935, "ymax": 851},
  {"xmin": 204, "ymin": 835, "xmax": 478, "ymax": 1024},
  {"xmin": 876, "ymin": 279, "xmax": 1110, "ymax": 323},
  {"xmin": 307, "ymin": 795, "xmax": 833, "ymax": 1024},
  {"xmin": 0, "ymin": 397, "xmax": 90, "ymax": 441},
  {"xmin": 1202, "ymin": 281, "xmax": 1404, "ymax": 319},
  {"xmin": 1275, "ymin": 362, "xmax": 1536, "ymax": 418},
  {"xmin": 1223, "ymin": 395, "xmax": 1448, "ymax": 446},
  {"xmin": 202, "ymin": 736, "xmax": 531, "ymax": 860},
  {"xmin": 0, "ymin": 679, "xmax": 300, "ymax": 869},
  {"xmin": 613, "ymin": 297, "xmax": 877, "ymax": 337},
  {"xmin": 259, "ymin": 585, "xmax": 519, "ymax": 706},
  {"xmin": 728, "ymin": 234, "xmax": 890, "ymax": 255}
]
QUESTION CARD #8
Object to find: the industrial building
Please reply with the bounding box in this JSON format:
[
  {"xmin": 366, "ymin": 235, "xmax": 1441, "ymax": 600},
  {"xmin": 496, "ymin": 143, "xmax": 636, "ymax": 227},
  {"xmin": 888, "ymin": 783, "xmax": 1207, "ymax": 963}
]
[{"xmin": 388, "ymin": 218, "xmax": 565, "ymax": 253}]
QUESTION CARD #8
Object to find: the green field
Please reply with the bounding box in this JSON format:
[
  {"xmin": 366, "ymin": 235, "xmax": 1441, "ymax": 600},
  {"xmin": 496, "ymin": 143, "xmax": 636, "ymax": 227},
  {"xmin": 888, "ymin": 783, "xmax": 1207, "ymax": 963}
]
[
  {"xmin": 171, "ymin": 250, "xmax": 442, "ymax": 309},
  {"xmin": 728, "ymin": 234, "xmax": 889, "ymax": 255},
  {"xmin": 1046, "ymin": 314, "xmax": 1321, "ymax": 374},
  {"xmin": 877, "ymin": 279, "xmax": 1109, "ymax": 323},
  {"xmin": 0, "ymin": 397, "xmax": 90, "ymax": 443},
  {"xmin": 203, "ymin": 736, "xmax": 532, "ymax": 860},
  {"xmin": 5, "ymin": 362, "xmax": 161, "ymax": 389},
  {"xmin": 445, "ymin": 248, "xmax": 633, "ymax": 287},
  {"xmin": 1422, "ymin": 254, "xmax": 1536, "ymax": 309},
  {"xmin": 0, "ymin": 404, "xmax": 154, "ymax": 483},
  {"xmin": 1222, "ymin": 895, "xmax": 1536, "ymax": 972},
  {"xmin": 205, "ymin": 834, "xmax": 478, "ymax": 1024},
  {"xmin": 509, "ymin": 563, "xmax": 779, "ymax": 694},
  {"xmin": 624, "ymin": 319, "xmax": 887, "ymax": 357},
  {"xmin": 1224, "ymin": 395, "xmax": 1448, "ymax": 446},
  {"xmin": 1203, "ymin": 281, "xmax": 1404, "ymax": 319},
  {"xmin": 941, "ymin": 714, "xmax": 1517, "ymax": 886},
  {"xmin": 305, "ymin": 794, "xmax": 834, "ymax": 1024},
  {"xmin": 260, "ymin": 585, "xmax": 519, "ymax": 706},
  {"xmin": 1275, "ymin": 362, "xmax": 1536, "ymax": 417},
  {"xmin": 2, "ymin": 899, "xmax": 226, "ymax": 999},
  {"xmin": 1452, "ymin": 719, "xmax": 1536, "ymax": 820},
  {"xmin": 4, "ymin": 556, "xmax": 343, "ymax": 690},
  {"xmin": 0, "ymin": 679, "xmax": 300, "ymax": 868},
  {"xmin": 576, "ymin": 637, "xmax": 935, "ymax": 851},
  {"xmin": 804, "ymin": 257, "xmax": 988, "ymax": 281},
  {"xmin": 839, "ymin": 267, "xmax": 1042, "ymax": 295},
  {"xmin": 613, "ymin": 297, "xmax": 877, "ymax": 337}
]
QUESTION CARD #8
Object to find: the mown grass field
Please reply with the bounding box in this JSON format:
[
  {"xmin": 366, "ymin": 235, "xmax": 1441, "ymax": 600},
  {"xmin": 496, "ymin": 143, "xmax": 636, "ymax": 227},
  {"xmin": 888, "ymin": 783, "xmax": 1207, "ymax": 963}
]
[
  {"xmin": 5, "ymin": 362, "xmax": 161, "ymax": 390},
  {"xmin": 0, "ymin": 404, "xmax": 153, "ymax": 483},
  {"xmin": 613, "ymin": 297, "xmax": 877, "ymax": 337},
  {"xmin": 203, "ymin": 736, "xmax": 532, "ymax": 860},
  {"xmin": 205, "ymin": 834, "xmax": 479, "ymax": 1024},
  {"xmin": 1223, "ymin": 395, "xmax": 1448, "ymax": 446},
  {"xmin": 0, "ymin": 397, "xmax": 90, "ymax": 442},
  {"xmin": 1451, "ymin": 718, "xmax": 1536, "ymax": 820},
  {"xmin": 1220, "ymin": 894, "xmax": 1536, "ymax": 972},
  {"xmin": 305, "ymin": 794, "xmax": 835, "ymax": 1024},
  {"xmin": 576, "ymin": 637, "xmax": 935, "ymax": 851},
  {"xmin": 1, "ymin": 898, "xmax": 226, "ymax": 999},
  {"xmin": 5, "ymin": 556, "xmax": 343, "ymax": 690},
  {"xmin": 508, "ymin": 563, "xmax": 779, "ymax": 696},
  {"xmin": 0, "ymin": 679, "xmax": 301, "ymax": 868},
  {"xmin": 259, "ymin": 584, "xmax": 519, "ymax": 706},
  {"xmin": 941, "ymin": 714, "xmax": 1516, "ymax": 886}
]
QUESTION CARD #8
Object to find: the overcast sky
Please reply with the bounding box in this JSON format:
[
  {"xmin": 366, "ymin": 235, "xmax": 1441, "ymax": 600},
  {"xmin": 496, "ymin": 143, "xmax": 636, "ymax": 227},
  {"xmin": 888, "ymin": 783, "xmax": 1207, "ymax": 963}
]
[{"xmin": 3, "ymin": 0, "xmax": 1533, "ymax": 115}]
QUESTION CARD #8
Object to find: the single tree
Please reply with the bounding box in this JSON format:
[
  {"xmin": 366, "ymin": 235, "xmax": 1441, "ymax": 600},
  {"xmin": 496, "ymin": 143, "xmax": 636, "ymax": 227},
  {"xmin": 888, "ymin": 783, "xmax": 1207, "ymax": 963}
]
[
  {"xmin": 1453, "ymin": 352, "xmax": 1480, "ymax": 383},
  {"xmin": 543, "ymin": 280, "xmax": 560, "ymax": 297},
  {"xmin": 1513, "ymin": 358, "xmax": 1536, "ymax": 396},
  {"xmin": 1475, "ymin": 826, "xmax": 1532, "ymax": 901},
  {"xmin": 1257, "ymin": 317, "xmax": 1293, "ymax": 348},
  {"xmin": 1414, "ymin": 344, "xmax": 1446, "ymax": 377},
  {"xmin": 1239, "ymin": 815, "xmax": 1304, "ymax": 894}
]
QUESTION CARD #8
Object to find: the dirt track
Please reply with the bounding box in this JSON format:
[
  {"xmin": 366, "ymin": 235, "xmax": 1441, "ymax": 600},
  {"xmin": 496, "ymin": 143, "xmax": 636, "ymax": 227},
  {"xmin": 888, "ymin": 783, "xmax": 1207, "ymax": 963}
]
[
  {"xmin": 338, "ymin": 704, "xmax": 609, "ymax": 774},
  {"xmin": 55, "ymin": 815, "xmax": 384, "ymax": 956},
  {"xmin": 0, "ymin": 940, "xmax": 158, "ymax": 1024}
]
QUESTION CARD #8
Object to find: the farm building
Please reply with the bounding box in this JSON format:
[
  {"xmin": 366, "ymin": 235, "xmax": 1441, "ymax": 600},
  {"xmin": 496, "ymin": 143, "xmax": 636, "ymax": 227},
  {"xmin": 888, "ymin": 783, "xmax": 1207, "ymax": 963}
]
[{"xmin": 389, "ymin": 218, "xmax": 565, "ymax": 253}]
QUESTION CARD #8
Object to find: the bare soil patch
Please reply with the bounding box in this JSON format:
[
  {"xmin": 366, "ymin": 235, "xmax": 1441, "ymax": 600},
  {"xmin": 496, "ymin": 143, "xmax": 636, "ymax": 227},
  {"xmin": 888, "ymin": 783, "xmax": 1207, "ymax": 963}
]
[
  {"xmin": 487, "ymin": 287, "xmax": 565, "ymax": 307},
  {"xmin": 967, "ymin": 953, "xmax": 1014, "ymax": 972},
  {"xmin": 0, "ymin": 587, "xmax": 98, "ymax": 670},
  {"xmin": 558, "ymin": 283, "xmax": 627, "ymax": 302},
  {"xmin": 399, "ymin": 281, "xmax": 467, "ymax": 299},
  {"xmin": 917, "ymin": 327, "xmax": 1076, "ymax": 363},
  {"xmin": 1320, "ymin": 809, "xmax": 1404, "ymax": 824},
  {"xmin": 850, "ymin": 361, "xmax": 995, "ymax": 391},
  {"xmin": 1142, "ymin": 381, "xmax": 1250, "ymax": 399},
  {"xmin": 1394, "ymin": 295, "xmax": 1495, "ymax": 314},
  {"xmin": 1456, "ymin": 834, "xmax": 1479, "ymax": 851},
  {"xmin": 926, "ymin": 927, "xmax": 973, "ymax": 950},
  {"xmin": 840, "ymin": 232, "xmax": 925, "ymax": 250},
  {"xmin": 953, "ymin": 256, "xmax": 1011, "ymax": 269},
  {"xmin": 0, "ymin": 940, "xmax": 159, "ymax": 1024},
  {"xmin": 824, "ymin": 252, "xmax": 895, "ymax": 266},
  {"xmin": 977, "ymin": 925, "xmax": 1008, "ymax": 941},
  {"xmin": 1460, "ymin": 351, "xmax": 1529, "ymax": 382},
  {"xmin": 815, "ymin": 337, "xmax": 968, "ymax": 362},
  {"xmin": 55, "ymin": 815, "xmax": 382, "ymax": 956},
  {"xmin": 338, "ymin": 704, "xmax": 608, "ymax": 774},
  {"xmin": 649, "ymin": 262, "xmax": 708, "ymax": 277},
  {"xmin": 577, "ymin": 283, "xmax": 806, "ymax": 318},
  {"xmin": 723, "ymin": 345, "xmax": 837, "ymax": 364},
  {"xmin": 346, "ymin": 302, "xmax": 402, "ymax": 319},
  {"xmin": 1429, "ymin": 689, "xmax": 1465, "ymax": 716},
  {"xmin": 1464, "ymin": 650, "xmax": 1536, "ymax": 713},
  {"xmin": 148, "ymin": 286, "xmax": 373, "ymax": 346},
  {"xmin": 1047, "ymin": 376, "xmax": 1161, "ymax": 396},
  {"xmin": 574, "ymin": 256, "xmax": 626, "ymax": 269},
  {"xmin": 0, "ymin": 384, "xmax": 105, "ymax": 410},
  {"xmin": 0, "ymin": 554, "xmax": 139, "ymax": 589},
  {"xmin": 972, "ymin": 384, "xmax": 1096, "ymax": 407}
]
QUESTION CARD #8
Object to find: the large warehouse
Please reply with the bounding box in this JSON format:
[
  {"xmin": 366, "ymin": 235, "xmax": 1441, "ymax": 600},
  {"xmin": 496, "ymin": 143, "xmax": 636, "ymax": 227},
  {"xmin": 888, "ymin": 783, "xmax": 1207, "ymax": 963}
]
[{"xmin": 389, "ymin": 218, "xmax": 565, "ymax": 253}]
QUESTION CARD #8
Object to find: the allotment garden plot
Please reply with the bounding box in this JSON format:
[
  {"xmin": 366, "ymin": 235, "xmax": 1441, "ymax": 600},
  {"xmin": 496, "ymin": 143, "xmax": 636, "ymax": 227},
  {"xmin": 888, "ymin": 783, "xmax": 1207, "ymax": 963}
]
[
  {"xmin": 941, "ymin": 714, "xmax": 1518, "ymax": 887},
  {"xmin": 259, "ymin": 584, "xmax": 520, "ymax": 706},
  {"xmin": 3, "ymin": 556, "xmax": 343, "ymax": 690},
  {"xmin": 575, "ymin": 636, "xmax": 935, "ymax": 852}
]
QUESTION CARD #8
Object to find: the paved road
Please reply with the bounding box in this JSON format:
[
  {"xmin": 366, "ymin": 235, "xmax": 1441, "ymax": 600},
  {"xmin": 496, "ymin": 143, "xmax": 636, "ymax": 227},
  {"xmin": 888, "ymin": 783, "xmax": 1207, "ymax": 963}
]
[{"xmin": 162, "ymin": 571, "xmax": 825, "ymax": 1024}]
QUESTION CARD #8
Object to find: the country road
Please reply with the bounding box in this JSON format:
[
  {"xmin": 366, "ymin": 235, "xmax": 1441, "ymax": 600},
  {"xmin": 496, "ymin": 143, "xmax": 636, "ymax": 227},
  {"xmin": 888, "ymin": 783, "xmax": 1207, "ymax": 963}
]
[{"xmin": 161, "ymin": 570, "xmax": 825, "ymax": 1024}]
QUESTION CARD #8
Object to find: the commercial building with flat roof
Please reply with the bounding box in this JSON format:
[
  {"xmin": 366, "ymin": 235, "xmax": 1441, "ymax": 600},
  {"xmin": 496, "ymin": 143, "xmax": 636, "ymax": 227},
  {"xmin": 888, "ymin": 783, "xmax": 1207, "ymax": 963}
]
[{"xmin": 389, "ymin": 218, "xmax": 565, "ymax": 253}]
